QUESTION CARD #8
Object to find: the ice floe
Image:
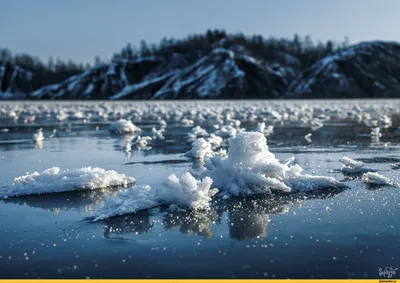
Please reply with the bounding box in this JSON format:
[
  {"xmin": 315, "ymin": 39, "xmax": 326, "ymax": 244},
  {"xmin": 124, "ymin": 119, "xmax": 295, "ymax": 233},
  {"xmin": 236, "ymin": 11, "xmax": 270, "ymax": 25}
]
[
  {"xmin": 109, "ymin": 119, "xmax": 141, "ymax": 134},
  {"xmin": 340, "ymin": 156, "xmax": 374, "ymax": 174},
  {"xmin": 0, "ymin": 167, "xmax": 135, "ymax": 199},
  {"xmin": 362, "ymin": 172, "xmax": 393, "ymax": 186}
]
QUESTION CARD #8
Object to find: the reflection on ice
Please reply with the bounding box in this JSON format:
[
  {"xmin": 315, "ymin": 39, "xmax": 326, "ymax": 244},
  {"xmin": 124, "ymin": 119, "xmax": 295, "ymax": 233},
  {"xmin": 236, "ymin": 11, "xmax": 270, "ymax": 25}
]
[
  {"xmin": 99, "ymin": 188, "xmax": 345, "ymax": 241},
  {"xmin": 2, "ymin": 188, "xmax": 121, "ymax": 215},
  {"xmin": 162, "ymin": 209, "xmax": 220, "ymax": 239},
  {"xmin": 103, "ymin": 210, "xmax": 153, "ymax": 239}
]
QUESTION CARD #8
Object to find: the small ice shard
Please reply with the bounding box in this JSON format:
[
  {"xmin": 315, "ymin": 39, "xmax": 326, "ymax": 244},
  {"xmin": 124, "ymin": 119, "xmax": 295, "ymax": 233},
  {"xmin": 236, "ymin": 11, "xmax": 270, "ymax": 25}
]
[
  {"xmin": 135, "ymin": 136, "xmax": 152, "ymax": 148},
  {"xmin": 340, "ymin": 156, "xmax": 374, "ymax": 174},
  {"xmin": 362, "ymin": 172, "xmax": 393, "ymax": 186},
  {"xmin": 158, "ymin": 119, "xmax": 167, "ymax": 128},
  {"xmin": 109, "ymin": 119, "xmax": 141, "ymax": 134},
  {"xmin": 304, "ymin": 133, "xmax": 312, "ymax": 143},
  {"xmin": 24, "ymin": 115, "xmax": 36, "ymax": 124},
  {"xmin": 311, "ymin": 119, "xmax": 324, "ymax": 131},
  {"xmin": 49, "ymin": 129, "xmax": 57, "ymax": 139},
  {"xmin": 379, "ymin": 115, "xmax": 392, "ymax": 129},
  {"xmin": 125, "ymin": 142, "xmax": 131, "ymax": 152},
  {"xmin": 256, "ymin": 122, "xmax": 274, "ymax": 137},
  {"xmin": 186, "ymin": 138, "xmax": 214, "ymax": 159},
  {"xmin": 187, "ymin": 126, "xmax": 208, "ymax": 142},
  {"xmin": 370, "ymin": 127, "xmax": 382, "ymax": 138},
  {"xmin": 181, "ymin": 118, "xmax": 194, "ymax": 127},
  {"xmin": 0, "ymin": 167, "xmax": 135, "ymax": 199},
  {"xmin": 151, "ymin": 127, "xmax": 165, "ymax": 139},
  {"xmin": 33, "ymin": 128, "xmax": 45, "ymax": 142}
]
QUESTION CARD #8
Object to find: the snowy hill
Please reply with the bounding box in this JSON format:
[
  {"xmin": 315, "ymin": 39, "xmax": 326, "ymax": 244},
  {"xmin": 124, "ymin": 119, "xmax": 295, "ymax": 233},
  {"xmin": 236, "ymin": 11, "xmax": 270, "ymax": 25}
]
[
  {"xmin": 5, "ymin": 40, "xmax": 400, "ymax": 100},
  {"xmin": 31, "ymin": 57, "xmax": 164, "ymax": 99},
  {"xmin": 286, "ymin": 41, "xmax": 400, "ymax": 98},
  {"xmin": 0, "ymin": 62, "xmax": 33, "ymax": 99},
  {"xmin": 30, "ymin": 47, "xmax": 296, "ymax": 100}
]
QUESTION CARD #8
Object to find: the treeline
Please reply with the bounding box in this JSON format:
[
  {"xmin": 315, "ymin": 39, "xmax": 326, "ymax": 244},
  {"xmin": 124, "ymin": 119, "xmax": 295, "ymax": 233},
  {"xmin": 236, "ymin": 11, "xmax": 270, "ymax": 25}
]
[
  {"xmin": 112, "ymin": 29, "xmax": 349, "ymax": 69},
  {"xmin": 0, "ymin": 29, "xmax": 349, "ymax": 91}
]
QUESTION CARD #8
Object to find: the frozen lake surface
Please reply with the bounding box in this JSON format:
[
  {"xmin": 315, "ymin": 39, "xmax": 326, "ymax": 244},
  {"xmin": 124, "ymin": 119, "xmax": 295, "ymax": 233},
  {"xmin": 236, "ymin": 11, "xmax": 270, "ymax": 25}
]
[{"xmin": 0, "ymin": 100, "xmax": 399, "ymax": 279}]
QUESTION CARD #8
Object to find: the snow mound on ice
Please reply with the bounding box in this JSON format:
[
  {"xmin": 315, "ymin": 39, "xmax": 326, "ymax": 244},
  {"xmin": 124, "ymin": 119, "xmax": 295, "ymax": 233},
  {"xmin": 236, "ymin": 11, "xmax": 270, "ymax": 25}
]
[
  {"xmin": 340, "ymin": 156, "xmax": 374, "ymax": 173},
  {"xmin": 93, "ymin": 185, "xmax": 159, "ymax": 221},
  {"xmin": 161, "ymin": 172, "xmax": 218, "ymax": 211},
  {"xmin": 186, "ymin": 138, "xmax": 215, "ymax": 159},
  {"xmin": 109, "ymin": 119, "xmax": 141, "ymax": 134},
  {"xmin": 33, "ymin": 128, "xmax": 45, "ymax": 142},
  {"xmin": 362, "ymin": 172, "xmax": 393, "ymax": 186},
  {"xmin": 92, "ymin": 172, "xmax": 218, "ymax": 221},
  {"xmin": 198, "ymin": 132, "xmax": 345, "ymax": 195},
  {"xmin": 0, "ymin": 167, "xmax": 135, "ymax": 199}
]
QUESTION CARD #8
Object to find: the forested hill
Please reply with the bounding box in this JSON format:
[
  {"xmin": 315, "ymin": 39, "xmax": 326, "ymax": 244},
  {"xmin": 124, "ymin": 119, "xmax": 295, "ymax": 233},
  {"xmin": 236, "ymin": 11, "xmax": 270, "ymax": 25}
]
[{"xmin": 2, "ymin": 30, "xmax": 400, "ymax": 99}]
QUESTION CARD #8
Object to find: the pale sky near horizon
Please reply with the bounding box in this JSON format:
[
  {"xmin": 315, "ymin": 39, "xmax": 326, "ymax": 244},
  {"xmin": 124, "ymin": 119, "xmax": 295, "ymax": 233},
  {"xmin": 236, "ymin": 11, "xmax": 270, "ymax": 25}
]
[{"xmin": 1, "ymin": 0, "xmax": 399, "ymax": 64}]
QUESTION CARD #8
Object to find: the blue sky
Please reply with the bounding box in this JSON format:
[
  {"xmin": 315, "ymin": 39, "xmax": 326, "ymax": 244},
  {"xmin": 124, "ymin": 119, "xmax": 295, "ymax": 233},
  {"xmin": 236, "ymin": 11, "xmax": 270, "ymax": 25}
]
[{"xmin": 1, "ymin": 0, "xmax": 399, "ymax": 64}]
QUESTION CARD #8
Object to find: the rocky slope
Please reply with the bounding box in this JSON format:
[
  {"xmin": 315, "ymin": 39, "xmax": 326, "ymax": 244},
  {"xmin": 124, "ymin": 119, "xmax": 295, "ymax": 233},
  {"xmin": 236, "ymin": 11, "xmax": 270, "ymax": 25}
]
[
  {"xmin": 286, "ymin": 41, "xmax": 400, "ymax": 98},
  {"xmin": 4, "ymin": 40, "xmax": 400, "ymax": 100},
  {"xmin": 30, "ymin": 46, "xmax": 296, "ymax": 100},
  {"xmin": 0, "ymin": 62, "xmax": 33, "ymax": 99}
]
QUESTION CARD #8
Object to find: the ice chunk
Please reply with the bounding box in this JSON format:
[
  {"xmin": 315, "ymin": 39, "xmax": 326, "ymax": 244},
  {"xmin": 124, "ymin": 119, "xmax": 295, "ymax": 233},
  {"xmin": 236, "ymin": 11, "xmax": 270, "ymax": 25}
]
[
  {"xmin": 33, "ymin": 128, "xmax": 45, "ymax": 142},
  {"xmin": 340, "ymin": 156, "xmax": 374, "ymax": 173},
  {"xmin": 161, "ymin": 172, "xmax": 218, "ymax": 211},
  {"xmin": 151, "ymin": 127, "xmax": 165, "ymax": 139},
  {"xmin": 311, "ymin": 119, "xmax": 324, "ymax": 131},
  {"xmin": 256, "ymin": 122, "xmax": 274, "ymax": 137},
  {"xmin": 186, "ymin": 138, "xmax": 214, "ymax": 159},
  {"xmin": 135, "ymin": 136, "xmax": 152, "ymax": 148},
  {"xmin": 0, "ymin": 167, "xmax": 135, "ymax": 199},
  {"xmin": 304, "ymin": 133, "xmax": 312, "ymax": 143},
  {"xmin": 215, "ymin": 125, "xmax": 238, "ymax": 137},
  {"xmin": 199, "ymin": 132, "xmax": 345, "ymax": 195},
  {"xmin": 207, "ymin": 133, "xmax": 223, "ymax": 147},
  {"xmin": 187, "ymin": 126, "xmax": 208, "ymax": 142},
  {"xmin": 93, "ymin": 185, "xmax": 159, "ymax": 221},
  {"xmin": 92, "ymin": 172, "xmax": 218, "ymax": 221},
  {"xmin": 109, "ymin": 119, "xmax": 141, "ymax": 134},
  {"xmin": 362, "ymin": 172, "xmax": 393, "ymax": 186}
]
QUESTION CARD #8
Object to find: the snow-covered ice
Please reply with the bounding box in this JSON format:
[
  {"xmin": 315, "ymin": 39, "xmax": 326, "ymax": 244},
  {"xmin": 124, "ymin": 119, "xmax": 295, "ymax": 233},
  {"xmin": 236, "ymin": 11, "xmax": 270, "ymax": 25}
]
[
  {"xmin": 362, "ymin": 172, "xmax": 393, "ymax": 186},
  {"xmin": 186, "ymin": 138, "xmax": 215, "ymax": 159},
  {"xmin": 197, "ymin": 132, "xmax": 345, "ymax": 196},
  {"xmin": 161, "ymin": 172, "xmax": 218, "ymax": 211},
  {"xmin": 0, "ymin": 167, "xmax": 135, "ymax": 199},
  {"xmin": 340, "ymin": 156, "xmax": 374, "ymax": 174},
  {"xmin": 93, "ymin": 185, "xmax": 159, "ymax": 221},
  {"xmin": 92, "ymin": 172, "xmax": 218, "ymax": 221},
  {"xmin": 33, "ymin": 128, "xmax": 45, "ymax": 142},
  {"xmin": 109, "ymin": 119, "xmax": 141, "ymax": 134}
]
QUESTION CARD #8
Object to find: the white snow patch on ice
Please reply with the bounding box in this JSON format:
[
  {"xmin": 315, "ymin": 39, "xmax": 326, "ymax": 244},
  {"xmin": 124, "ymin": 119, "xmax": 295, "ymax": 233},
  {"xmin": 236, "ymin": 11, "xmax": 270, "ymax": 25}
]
[
  {"xmin": 0, "ymin": 167, "xmax": 135, "ymax": 199},
  {"xmin": 109, "ymin": 119, "xmax": 141, "ymax": 134},
  {"xmin": 362, "ymin": 172, "xmax": 392, "ymax": 186}
]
